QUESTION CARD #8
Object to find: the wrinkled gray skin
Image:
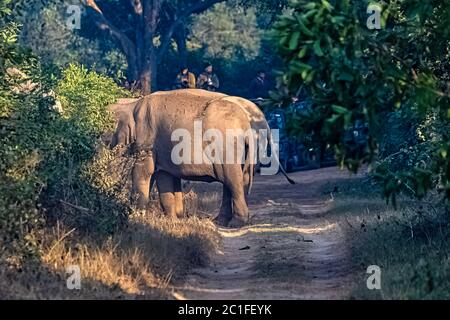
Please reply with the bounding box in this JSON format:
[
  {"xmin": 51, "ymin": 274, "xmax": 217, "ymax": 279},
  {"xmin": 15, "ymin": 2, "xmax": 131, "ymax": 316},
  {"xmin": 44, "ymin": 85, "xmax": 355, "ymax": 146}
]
[{"xmin": 109, "ymin": 89, "xmax": 294, "ymax": 227}]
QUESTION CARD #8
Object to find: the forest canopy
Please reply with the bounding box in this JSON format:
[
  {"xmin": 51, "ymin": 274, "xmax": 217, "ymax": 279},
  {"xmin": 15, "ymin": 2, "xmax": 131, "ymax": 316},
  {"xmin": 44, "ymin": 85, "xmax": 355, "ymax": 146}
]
[{"xmin": 271, "ymin": 0, "xmax": 449, "ymax": 205}]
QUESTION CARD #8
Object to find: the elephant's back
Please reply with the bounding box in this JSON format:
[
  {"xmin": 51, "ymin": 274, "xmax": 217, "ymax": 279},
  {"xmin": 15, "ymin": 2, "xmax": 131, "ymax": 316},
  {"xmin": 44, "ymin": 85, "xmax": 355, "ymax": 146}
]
[
  {"xmin": 149, "ymin": 89, "xmax": 227, "ymax": 119},
  {"xmin": 219, "ymin": 96, "xmax": 269, "ymax": 132},
  {"xmin": 202, "ymin": 99, "xmax": 251, "ymax": 130},
  {"xmin": 146, "ymin": 90, "xmax": 253, "ymax": 134}
]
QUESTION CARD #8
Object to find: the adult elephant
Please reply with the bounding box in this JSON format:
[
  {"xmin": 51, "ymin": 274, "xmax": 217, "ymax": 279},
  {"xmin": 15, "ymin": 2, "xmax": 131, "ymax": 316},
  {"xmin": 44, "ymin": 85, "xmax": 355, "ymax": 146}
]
[{"xmin": 110, "ymin": 89, "xmax": 294, "ymax": 227}]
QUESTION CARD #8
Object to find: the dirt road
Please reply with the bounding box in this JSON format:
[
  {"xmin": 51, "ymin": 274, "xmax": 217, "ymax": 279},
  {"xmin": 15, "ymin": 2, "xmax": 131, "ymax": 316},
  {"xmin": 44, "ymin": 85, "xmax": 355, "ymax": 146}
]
[{"xmin": 174, "ymin": 167, "xmax": 359, "ymax": 300}]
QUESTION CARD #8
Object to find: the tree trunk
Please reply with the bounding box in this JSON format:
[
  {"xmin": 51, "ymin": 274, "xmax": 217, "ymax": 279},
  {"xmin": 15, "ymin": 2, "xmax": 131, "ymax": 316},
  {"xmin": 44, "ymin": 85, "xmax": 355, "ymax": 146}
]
[
  {"xmin": 85, "ymin": 0, "xmax": 227, "ymax": 94},
  {"xmin": 127, "ymin": 54, "xmax": 139, "ymax": 83},
  {"xmin": 175, "ymin": 27, "xmax": 188, "ymax": 67},
  {"xmin": 137, "ymin": 0, "xmax": 161, "ymax": 94},
  {"xmin": 138, "ymin": 49, "xmax": 158, "ymax": 94}
]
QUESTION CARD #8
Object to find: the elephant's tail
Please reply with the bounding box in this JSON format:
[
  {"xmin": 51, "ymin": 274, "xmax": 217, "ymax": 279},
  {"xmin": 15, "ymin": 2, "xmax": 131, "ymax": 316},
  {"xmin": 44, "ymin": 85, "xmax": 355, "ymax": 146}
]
[
  {"xmin": 220, "ymin": 95, "xmax": 295, "ymax": 185},
  {"xmin": 267, "ymin": 129, "xmax": 295, "ymax": 185},
  {"xmin": 259, "ymin": 119, "xmax": 295, "ymax": 185}
]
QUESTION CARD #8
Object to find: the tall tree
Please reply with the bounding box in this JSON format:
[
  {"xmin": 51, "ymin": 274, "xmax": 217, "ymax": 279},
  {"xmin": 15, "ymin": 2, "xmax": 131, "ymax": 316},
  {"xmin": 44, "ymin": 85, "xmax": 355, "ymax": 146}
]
[
  {"xmin": 189, "ymin": 3, "xmax": 261, "ymax": 60},
  {"xmin": 84, "ymin": 0, "xmax": 227, "ymax": 93},
  {"xmin": 271, "ymin": 0, "xmax": 450, "ymax": 202},
  {"xmin": 15, "ymin": 1, "xmax": 127, "ymax": 80}
]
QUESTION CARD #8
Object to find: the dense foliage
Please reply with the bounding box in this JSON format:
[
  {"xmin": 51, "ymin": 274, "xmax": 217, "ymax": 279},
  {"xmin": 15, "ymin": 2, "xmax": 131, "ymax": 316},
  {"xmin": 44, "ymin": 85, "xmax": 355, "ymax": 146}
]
[
  {"xmin": 189, "ymin": 3, "xmax": 261, "ymax": 60},
  {"xmin": 271, "ymin": 0, "xmax": 450, "ymax": 205},
  {"xmin": 12, "ymin": 1, "xmax": 279, "ymax": 96},
  {"xmin": 0, "ymin": 0, "xmax": 127, "ymax": 257},
  {"xmin": 157, "ymin": 1, "xmax": 273, "ymax": 95},
  {"xmin": 17, "ymin": 1, "xmax": 128, "ymax": 81}
]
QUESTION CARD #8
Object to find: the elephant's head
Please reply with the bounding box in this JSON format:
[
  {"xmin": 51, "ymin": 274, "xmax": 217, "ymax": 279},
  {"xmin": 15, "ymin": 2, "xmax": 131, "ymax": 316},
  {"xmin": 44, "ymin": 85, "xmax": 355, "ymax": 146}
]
[
  {"xmin": 131, "ymin": 97, "xmax": 156, "ymax": 155},
  {"xmin": 109, "ymin": 97, "xmax": 156, "ymax": 210},
  {"xmin": 109, "ymin": 96, "xmax": 158, "ymax": 158},
  {"xmin": 108, "ymin": 99, "xmax": 139, "ymax": 149}
]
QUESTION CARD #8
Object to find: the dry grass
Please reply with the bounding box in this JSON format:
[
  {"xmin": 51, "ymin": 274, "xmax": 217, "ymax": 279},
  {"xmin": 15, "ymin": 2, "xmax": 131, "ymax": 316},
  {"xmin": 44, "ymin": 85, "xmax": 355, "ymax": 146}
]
[
  {"xmin": 329, "ymin": 178, "xmax": 450, "ymax": 299},
  {"xmin": 0, "ymin": 202, "xmax": 220, "ymax": 299},
  {"xmin": 183, "ymin": 181, "xmax": 222, "ymax": 218},
  {"xmin": 0, "ymin": 144, "xmax": 223, "ymax": 299}
]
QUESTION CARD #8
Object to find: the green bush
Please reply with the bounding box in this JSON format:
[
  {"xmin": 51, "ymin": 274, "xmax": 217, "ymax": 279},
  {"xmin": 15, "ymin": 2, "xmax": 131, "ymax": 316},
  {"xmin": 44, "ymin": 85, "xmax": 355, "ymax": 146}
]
[
  {"xmin": 270, "ymin": 0, "xmax": 450, "ymax": 203},
  {"xmin": 15, "ymin": 0, "xmax": 127, "ymax": 83},
  {"xmin": 43, "ymin": 64, "xmax": 130, "ymax": 233},
  {"xmin": 1, "ymin": 25, "xmax": 128, "ymax": 257}
]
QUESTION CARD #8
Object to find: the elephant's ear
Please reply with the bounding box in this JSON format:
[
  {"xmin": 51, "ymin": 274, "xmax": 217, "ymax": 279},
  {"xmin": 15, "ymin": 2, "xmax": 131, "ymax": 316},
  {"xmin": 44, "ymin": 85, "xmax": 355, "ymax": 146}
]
[
  {"xmin": 133, "ymin": 97, "xmax": 155, "ymax": 154},
  {"xmin": 109, "ymin": 101, "xmax": 137, "ymax": 149}
]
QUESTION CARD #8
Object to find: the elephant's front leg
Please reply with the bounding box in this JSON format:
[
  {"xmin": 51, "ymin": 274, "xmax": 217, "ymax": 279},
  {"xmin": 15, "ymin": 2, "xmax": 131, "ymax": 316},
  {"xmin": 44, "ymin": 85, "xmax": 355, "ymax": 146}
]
[
  {"xmin": 132, "ymin": 155, "xmax": 155, "ymax": 210},
  {"xmin": 156, "ymin": 171, "xmax": 184, "ymax": 218}
]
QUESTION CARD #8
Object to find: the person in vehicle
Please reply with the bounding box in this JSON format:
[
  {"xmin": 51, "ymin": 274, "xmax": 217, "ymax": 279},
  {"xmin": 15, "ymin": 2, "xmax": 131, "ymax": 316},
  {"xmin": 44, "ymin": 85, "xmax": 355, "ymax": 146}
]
[
  {"xmin": 249, "ymin": 70, "xmax": 269, "ymax": 99},
  {"xmin": 173, "ymin": 66, "xmax": 196, "ymax": 89},
  {"xmin": 197, "ymin": 64, "xmax": 220, "ymax": 91}
]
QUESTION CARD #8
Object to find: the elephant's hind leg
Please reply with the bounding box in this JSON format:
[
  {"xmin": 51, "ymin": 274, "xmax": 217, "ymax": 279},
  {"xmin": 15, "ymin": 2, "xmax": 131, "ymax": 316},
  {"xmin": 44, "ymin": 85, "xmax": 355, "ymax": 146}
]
[
  {"xmin": 214, "ymin": 186, "xmax": 232, "ymax": 226},
  {"xmin": 228, "ymin": 186, "xmax": 249, "ymax": 228},
  {"xmin": 156, "ymin": 171, "xmax": 183, "ymax": 219},
  {"xmin": 173, "ymin": 177, "xmax": 184, "ymax": 218},
  {"xmin": 222, "ymin": 166, "xmax": 249, "ymax": 228}
]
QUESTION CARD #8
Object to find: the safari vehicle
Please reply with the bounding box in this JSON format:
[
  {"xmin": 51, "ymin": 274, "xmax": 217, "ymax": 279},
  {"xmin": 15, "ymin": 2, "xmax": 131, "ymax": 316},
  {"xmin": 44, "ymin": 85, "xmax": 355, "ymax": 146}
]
[
  {"xmin": 286, "ymin": 99, "xmax": 335, "ymax": 169},
  {"xmin": 287, "ymin": 99, "xmax": 369, "ymax": 169},
  {"xmin": 265, "ymin": 107, "xmax": 333, "ymax": 171},
  {"xmin": 253, "ymin": 98, "xmax": 336, "ymax": 172},
  {"xmin": 265, "ymin": 108, "xmax": 296, "ymax": 172},
  {"xmin": 342, "ymin": 119, "xmax": 370, "ymax": 160}
]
